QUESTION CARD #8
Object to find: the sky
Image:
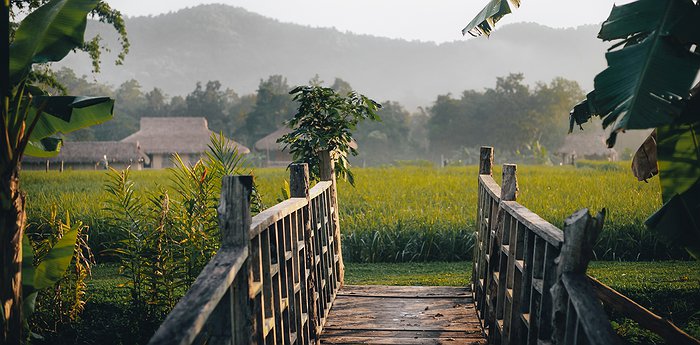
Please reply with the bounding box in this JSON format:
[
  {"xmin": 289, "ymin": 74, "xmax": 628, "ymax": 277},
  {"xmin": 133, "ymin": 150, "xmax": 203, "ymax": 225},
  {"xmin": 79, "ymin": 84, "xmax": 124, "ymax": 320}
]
[{"xmin": 109, "ymin": 0, "xmax": 626, "ymax": 43}]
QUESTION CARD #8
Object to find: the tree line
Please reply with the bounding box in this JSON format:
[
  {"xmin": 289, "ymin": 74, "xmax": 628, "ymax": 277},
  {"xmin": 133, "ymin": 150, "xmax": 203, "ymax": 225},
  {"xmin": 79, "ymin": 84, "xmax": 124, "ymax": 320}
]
[{"xmin": 56, "ymin": 68, "xmax": 585, "ymax": 165}]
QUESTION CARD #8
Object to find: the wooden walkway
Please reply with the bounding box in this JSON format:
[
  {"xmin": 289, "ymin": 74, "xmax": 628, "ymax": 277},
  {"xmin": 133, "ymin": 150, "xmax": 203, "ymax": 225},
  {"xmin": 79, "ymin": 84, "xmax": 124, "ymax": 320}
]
[{"xmin": 320, "ymin": 286, "xmax": 486, "ymax": 344}]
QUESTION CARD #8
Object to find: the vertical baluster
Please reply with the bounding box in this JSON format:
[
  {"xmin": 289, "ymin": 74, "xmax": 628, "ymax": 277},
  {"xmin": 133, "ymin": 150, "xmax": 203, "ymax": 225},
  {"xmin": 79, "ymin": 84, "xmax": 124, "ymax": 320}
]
[
  {"xmin": 290, "ymin": 164, "xmax": 314, "ymax": 344},
  {"xmin": 319, "ymin": 150, "xmax": 344, "ymax": 286}
]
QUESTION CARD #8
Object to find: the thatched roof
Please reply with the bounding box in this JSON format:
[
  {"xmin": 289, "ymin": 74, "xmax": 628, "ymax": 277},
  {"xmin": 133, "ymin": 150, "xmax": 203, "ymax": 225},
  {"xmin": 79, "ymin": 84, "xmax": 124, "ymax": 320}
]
[
  {"xmin": 23, "ymin": 141, "xmax": 148, "ymax": 164},
  {"xmin": 255, "ymin": 127, "xmax": 358, "ymax": 151},
  {"xmin": 121, "ymin": 117, "xmax": 250, "ymax": 154},
  {"xmin": 557, "ymin": 133, "xmax": 617, "ymax": 158}
]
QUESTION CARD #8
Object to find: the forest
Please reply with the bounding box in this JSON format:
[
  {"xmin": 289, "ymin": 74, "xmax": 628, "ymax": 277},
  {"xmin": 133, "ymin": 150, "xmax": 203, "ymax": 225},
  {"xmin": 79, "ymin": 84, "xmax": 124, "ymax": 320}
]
[{"xmin": 55, "ymin": 67, "xmax": 593, "ymax": 165}]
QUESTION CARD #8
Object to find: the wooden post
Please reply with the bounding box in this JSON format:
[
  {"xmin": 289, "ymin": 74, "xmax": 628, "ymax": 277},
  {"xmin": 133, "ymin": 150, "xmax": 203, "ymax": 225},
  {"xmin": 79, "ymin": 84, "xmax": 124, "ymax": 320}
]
[
  {"xmin": 319, "ymin": 150, "xmax": 344, "ymax": 285},
  {"xmin": 486, "ymin": 163, "xmax": 518, "ymax": 343},
  {"xmin": 45, "ymin": 160, "xmax": 49, "ymax": 172},
  {"xmin": 479, "ymin": 146, "xmax": 493, "ymax": 175},
  {"xmin": 290, "ymin": 163, "xmax": 318, "ymax": 341},
  {"xmin": 60, "ymin": 161, "xmax": 64, "ymax": 173},
  {"xmin": 550, "ymin": 208, "xmax": 617, "ymax": 345},
  {"xmin": 501, "ymin": 164, "xmax": 518, "ymax": 201},
  {"xmin": 213, "ymin": 175, "xmax": 253, "ymax": 344}
]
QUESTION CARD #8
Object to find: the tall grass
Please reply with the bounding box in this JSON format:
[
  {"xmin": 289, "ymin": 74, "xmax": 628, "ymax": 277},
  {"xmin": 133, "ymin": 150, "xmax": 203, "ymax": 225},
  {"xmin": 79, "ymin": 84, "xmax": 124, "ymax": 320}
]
[{"xmin": 23, "ymin": 162, "xmax": 677, "ymax": 262}]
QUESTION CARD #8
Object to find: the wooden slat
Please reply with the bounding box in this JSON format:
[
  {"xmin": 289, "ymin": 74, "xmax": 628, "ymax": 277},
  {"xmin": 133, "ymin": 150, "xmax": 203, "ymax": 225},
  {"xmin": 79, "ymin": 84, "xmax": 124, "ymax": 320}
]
[
  {"xmin": 309, "ymin": 181, "xmax": 332, "ymax": 199},
  {"xmin": 500, "ymin": 201, "xmax": 563, "ymax": 247},
  {"xmin": 250, "ymin": 197, "xmax": 308, "ymax": 238},
  {"xmin": 148, "ymin": 247, "xmax": 248, "ymax": 345},
  {"xmin": 479, "ymin": 174, "xmax": 502, "ymax": 202}
]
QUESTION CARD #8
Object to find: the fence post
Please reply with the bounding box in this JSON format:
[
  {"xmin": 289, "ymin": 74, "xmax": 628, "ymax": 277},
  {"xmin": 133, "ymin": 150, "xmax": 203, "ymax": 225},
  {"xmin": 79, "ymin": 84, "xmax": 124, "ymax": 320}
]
[
  {"xmin": 479, "ymin": 146, "xmax": 494, "ymax": 176},
  {"xmin": 290, "ymin": 163, "xmax": 318, "ymax": 342},
  {"xmin": 319, "ymin": 150, "xmax": 344, "ymax": 285},
  {"xmin": 486, "ymin": 163, "xmax": 518, "ymax": 343},
  {"xmin": 474, "ymin": 147, "xmax": 494, "ymax": 292},
  {"xmin": 550, "ymin": 209, "xmax": 614, "ymax": 345},
  {"xmin": 210, "ymin": 175, "xmax": 253, "ymax": 344}
]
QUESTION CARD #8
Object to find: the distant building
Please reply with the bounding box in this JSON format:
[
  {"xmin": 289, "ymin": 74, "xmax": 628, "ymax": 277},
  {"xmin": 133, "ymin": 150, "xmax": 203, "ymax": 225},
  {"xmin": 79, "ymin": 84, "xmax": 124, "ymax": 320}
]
[
  {"xmin": 121, "ymin": 117, "xmax": 250, "ymax": 169},
  {"xmin": 255, "ymin": 127, "xmax": 294, "ymax": 167},
  {"xmin": 23, "ymin": 141, "xmax": 148, "ymax": 171},
  {"xmin": 557, "ymin": 133, "xmax": 617, "ymax": 164},
  {"xmin": 255, "ymin": 127, "xmax": 358, "ymax": 167}
]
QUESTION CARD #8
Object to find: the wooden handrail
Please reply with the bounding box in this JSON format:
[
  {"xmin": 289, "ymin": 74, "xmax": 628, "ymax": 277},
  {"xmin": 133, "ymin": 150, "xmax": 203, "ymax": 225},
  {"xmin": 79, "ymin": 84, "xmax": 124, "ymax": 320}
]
[
  {"xmin": 147, "ymin": 247, "xmax": 249, "ymax": 345},
  {"xmin": 588, "ymin": 276, "xmax": 700, "ymax": 345},
  {"xmin": 473, "ymin": 146, "xmax": 619, "ymax": 345}
]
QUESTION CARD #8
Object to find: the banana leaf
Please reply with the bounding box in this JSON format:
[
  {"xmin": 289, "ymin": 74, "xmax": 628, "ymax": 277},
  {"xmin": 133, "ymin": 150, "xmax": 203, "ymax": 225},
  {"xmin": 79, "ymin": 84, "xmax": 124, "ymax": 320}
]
[
  {"xmin": 570, "ymin": 0, "xmax": 700, "ymax": 141},
  {"xmin": 25, "ymin": 218, "xmax": 80, "ymax": 293},
  {"xmin": 23, "ymin": 137, "xmax": 63, "ymax": 158},
  {"xmin": 28, "ymin": 96, "xmax": 114, "ymax": 140},
  {"xmin": 9, "ymin": 0, "xmax": 99, "ymax": 84},
  {"xmin": 462, "ymin": 0, "xmax": 520, "ymax": 37}
]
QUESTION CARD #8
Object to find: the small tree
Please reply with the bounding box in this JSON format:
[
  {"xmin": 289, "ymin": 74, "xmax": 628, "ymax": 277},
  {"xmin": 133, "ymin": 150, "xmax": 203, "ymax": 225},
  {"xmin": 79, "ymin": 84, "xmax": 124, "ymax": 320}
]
[{"xmin": 279, "ymin": 85, "xmax": 381, "ymax": 185}]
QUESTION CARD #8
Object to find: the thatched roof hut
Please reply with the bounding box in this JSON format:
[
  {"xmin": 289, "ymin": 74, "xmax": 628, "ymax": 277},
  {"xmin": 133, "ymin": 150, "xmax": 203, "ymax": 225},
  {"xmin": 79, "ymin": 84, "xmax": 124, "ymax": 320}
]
[
  {"xmin": 121, "ymin": 117, "xmax": 250, "ymax": 155},
  {"xmin": 557, "ymin": 133, "xmax": 617, "ymax": 161},
  {"xmin": 254, "ymin": 127, "xmax": 358, "ymax": 152},
  {"xmin": 23, "ymin": 141, "xmax": 148, "ymax": 170}
]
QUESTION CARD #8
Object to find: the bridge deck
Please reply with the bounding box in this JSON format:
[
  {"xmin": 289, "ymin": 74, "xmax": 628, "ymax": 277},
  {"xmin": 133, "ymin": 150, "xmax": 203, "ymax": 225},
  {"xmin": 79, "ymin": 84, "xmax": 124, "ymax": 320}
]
[{"xmin": 320, "ymin": 285, "xmax": 486, "ymax": 344}]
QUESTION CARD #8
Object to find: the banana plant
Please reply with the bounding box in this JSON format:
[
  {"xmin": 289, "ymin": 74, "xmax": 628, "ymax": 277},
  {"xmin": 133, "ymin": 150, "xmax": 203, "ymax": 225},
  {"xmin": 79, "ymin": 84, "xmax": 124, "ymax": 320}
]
[
  {"xmin": 21, "ymin": 213, "xmax": 82, "ymax": 340},
  {"xmin": 463, "ymin": 0, "xmax": 700, "ymax": 257},
  {"xmin": 2, "ymin": 0, "xmax": 115, "ymax": 342}
]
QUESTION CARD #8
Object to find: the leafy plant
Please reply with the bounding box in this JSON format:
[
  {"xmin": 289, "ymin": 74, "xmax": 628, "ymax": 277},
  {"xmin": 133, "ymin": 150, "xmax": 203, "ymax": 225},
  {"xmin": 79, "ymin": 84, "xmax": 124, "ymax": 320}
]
[
  {"xmin": 22, "ymin": 209, "xmax": 93, "ymax": 341},
  {"xmin": 279, "ymin": 85, "xmax": 381, "ymax": 186},
  {"xmin": 2, "ymin": 0, "xmax": 116, "ymax": 341}
]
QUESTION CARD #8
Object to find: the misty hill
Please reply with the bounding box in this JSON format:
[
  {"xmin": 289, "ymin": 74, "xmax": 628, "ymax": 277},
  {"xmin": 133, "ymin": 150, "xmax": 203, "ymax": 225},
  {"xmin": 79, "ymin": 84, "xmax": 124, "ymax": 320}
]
[{"xmin": 58, "ymin": 4, "xmax": 608, "ymax": 109}]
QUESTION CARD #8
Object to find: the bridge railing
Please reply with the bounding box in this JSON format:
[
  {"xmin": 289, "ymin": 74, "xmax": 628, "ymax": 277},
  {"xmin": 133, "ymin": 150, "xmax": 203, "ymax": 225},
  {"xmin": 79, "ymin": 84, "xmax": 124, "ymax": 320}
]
[
  {"xmin": 148, "ymin": 152, "xmax": 343, "ymax": 345},
  {"xmin": 473, "ymin": 146, "xmax": 620, "ymax": 345}
]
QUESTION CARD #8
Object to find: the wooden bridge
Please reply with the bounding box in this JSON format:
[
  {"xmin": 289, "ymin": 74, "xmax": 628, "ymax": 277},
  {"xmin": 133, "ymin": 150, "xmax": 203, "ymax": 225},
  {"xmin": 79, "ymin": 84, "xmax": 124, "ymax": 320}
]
[{"xmin": 147, "ymin": 148, "xmax": 698, "ymax": 345}]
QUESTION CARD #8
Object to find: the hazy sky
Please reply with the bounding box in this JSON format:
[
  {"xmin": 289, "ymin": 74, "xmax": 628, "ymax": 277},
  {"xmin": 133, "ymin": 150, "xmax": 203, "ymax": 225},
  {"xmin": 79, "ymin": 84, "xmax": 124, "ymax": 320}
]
[{"xmin": 110, "ymin": 0, "xmax": 625, "ymax": 43}]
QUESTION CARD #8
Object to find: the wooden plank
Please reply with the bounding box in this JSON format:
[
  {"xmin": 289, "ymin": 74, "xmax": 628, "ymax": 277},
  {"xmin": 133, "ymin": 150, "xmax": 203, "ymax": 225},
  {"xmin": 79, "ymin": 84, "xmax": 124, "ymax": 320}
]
[
  {"xmin": 309, "ymin": 181, "xmax": 332, "ymax": 199},
  {"xmin": 561, "ymin": 274, "xmax": 622, "ymax": 345},
  {"xmin": 338, "ymin": 285, "xmax": 471, "ymax": 298},
  {"xmin": 250, "ymin": 197, "xmax": 308, "ymax": 238},
  {"xmin": 500, "ymin": 201, "xmax": 563, "ymax": 247},
  {"xmin": 588, "ymin": 276, "xmax": 700, "ymax": 345},
  {"xmin": 320, "ymin": 285, "xmax": 486, "ymax": 344},
  {"xmin": 147, "ymin": 247, "xmax": 248, "ymax": 345},
  {"xmin": 479, "ymin": 175, "xmax": 501, "ymax": 202}
]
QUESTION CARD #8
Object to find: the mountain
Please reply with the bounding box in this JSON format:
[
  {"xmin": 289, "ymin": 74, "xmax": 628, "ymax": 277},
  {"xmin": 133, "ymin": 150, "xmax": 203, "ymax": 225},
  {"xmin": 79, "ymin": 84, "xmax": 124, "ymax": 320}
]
[{"xmin": 58, "ymin": 4, "xmax": 609, "ymax": 109}]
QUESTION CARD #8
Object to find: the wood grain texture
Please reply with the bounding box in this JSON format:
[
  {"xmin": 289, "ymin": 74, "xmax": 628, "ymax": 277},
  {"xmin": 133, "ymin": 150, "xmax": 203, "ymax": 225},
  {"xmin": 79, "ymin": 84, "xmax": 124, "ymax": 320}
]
[{"xmin": 320, "ymin": 285, "xmax": 486, "ymax": 345}]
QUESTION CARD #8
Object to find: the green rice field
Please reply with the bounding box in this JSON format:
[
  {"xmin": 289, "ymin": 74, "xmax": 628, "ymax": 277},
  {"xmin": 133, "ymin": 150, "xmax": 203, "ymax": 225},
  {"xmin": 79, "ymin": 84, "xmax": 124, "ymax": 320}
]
[{"xmin": 23, "ymin": 162, "xmax": 674, "ymax": 262}]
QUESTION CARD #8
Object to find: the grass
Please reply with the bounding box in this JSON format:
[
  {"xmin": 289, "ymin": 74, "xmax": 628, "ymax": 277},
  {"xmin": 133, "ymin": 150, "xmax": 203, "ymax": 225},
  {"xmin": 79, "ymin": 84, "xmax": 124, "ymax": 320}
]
[{"xmin": 22, "ymin": 162, "xmax": 678, "ymax": 262}]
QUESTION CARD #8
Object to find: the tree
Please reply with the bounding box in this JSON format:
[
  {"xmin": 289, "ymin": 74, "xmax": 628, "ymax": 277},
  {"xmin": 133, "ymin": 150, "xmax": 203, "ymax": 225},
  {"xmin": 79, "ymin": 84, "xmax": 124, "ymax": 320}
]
[
  {"xmin": 2, "ymin": 1, "xmax": 118, "ymax": 342},
  {"xmin": 464, "ymin": 0, "xmax": 700, "ymax": 257},
  {"xmin": 242, "ymin": 75, "xmax": 295, "ymax": 145},
  {"xmin": 279, "ymin": 85, "xmax": 381, "ymax": 185}
]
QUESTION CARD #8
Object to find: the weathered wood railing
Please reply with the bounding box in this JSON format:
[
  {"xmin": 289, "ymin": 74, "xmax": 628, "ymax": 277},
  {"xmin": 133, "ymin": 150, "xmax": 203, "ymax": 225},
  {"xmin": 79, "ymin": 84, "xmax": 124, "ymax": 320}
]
[
  {"xmin": 473, "ymin": 146, "xmax": 620, "ymax": 345},
  {"xmin": 148, "ymin": 153, "xmax": 343, "ymax": 344}
]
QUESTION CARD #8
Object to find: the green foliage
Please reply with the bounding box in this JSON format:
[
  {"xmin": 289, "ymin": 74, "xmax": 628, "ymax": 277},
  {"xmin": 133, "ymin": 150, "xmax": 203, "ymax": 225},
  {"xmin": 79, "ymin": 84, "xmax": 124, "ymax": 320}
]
[
  {"xmin": 24, "ymin": 164, "xmax": 678, "ymax": 262},
  {"xmin": 567, "ymin": 0, "xmax": 700, "ymax": 258},
  {"xmin": 462, "ymin": 0, "xmax": 520, "ymax": 37},
  {"xmin": 100, "ymin": 134, "xmax": 257, "ymax": 333},
  {"xmin": 280, "ymin": 85, "xmax": 381, "ymax": 185},
  {"xmin": 23, "ymin": 209, "xmax": 93, "ymax": 340},
  {"xmin": 10, "ymin": 0, "xmax": 130, "ymax": 74},
  {"xmin": 428, "ymin": 74, "xmax": 584, "ymax": 156}
]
